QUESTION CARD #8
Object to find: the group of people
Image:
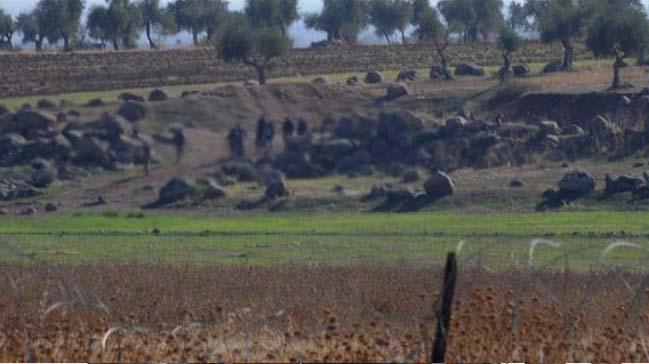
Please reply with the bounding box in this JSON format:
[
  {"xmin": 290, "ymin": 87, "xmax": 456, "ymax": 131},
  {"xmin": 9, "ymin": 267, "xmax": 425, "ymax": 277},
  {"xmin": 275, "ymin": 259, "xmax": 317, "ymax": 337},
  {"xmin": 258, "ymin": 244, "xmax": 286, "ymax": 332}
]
[
  {"xmin": 227, "ymin": 116, "xmax": 309, "ymax": 159},
  {"xmin": 137, "ymin": 116, "xmax": 308, "ymax": 176}
]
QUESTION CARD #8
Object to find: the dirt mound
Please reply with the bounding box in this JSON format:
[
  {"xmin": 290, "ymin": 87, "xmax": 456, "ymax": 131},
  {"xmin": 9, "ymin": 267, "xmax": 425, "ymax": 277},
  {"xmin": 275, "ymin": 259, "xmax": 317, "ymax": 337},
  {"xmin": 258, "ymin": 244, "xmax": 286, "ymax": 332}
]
[{"xmin": 150, "ymin": 83, "xmax": 378, "ymax": 132}]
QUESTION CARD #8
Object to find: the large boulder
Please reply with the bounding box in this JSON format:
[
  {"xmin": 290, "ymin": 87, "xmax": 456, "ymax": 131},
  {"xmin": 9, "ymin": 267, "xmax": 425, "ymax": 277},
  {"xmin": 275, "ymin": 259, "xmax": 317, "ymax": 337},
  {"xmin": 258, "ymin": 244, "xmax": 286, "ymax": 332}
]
[
  {"xmin": 203, "ymin": 179, "xmax": 227, "ymax": 200},
  {"xmin": 454, "ymin": 63, "xmax": 485, "ymax": 77},
  {"xmin": 118, "ymin": 101, "xmax": 147, "ymax": 122},
  {"xmin": 264, "ymin": 172, "xmax": 292, "ymax": 199},
  {"xmin": 148, "ymin": 89, "xmax": 168, "ymax": 102},
  {"xmin": 605, "ymin": 174, "xmax": 644, "ymax": 195},
  {"xmin": 31, "ymin": 166, "xmax": 58, "ymax": 188},
  {"xmin": 558, "ymin": 170, "xmax": 596, "ymax": 196},
  {"xmin": 424, "ymin": 171, "xmax": 455, "ymax": 199},
  {"xmin": 364, "ymin": 70, "xmax": 383, "ymax": 84},
  {"xmin": 543, "ymin": 60, "xmax": 563, "ymax": 73},
  {"xmin": 396, "ymin": 70, "xmax": 417, "ymax": 82},
  {"xmin": 111, "ymin": 135, "xmax": 147, "ymax": 163},
  {"xmin": 386, "ymin": 83, "xmax": 409, "ymax": 100},
  {"xmin": 0, "ymin": 133, "xmax": 27, "ymax": 154},
  {"xmin": 222, "ymin": 160, "xmax": 258, "ymax": 182},
  {"xmin": 334, "ymin": 116, "xmax": 376, "ymax": 141},
  {"xmin": 317, "ymin": 138, "xmax": 358, "ymax": 157},
  {"xmin": 11, "ymin": 110, "xmax": 56, "ymax": 136},
  {"xmin": 539, "ymin": 121, "xmax": 561, "ymax": 136},
  {"xmin": 98, "ymin": 113, "xmax": 133, "ymax": 140},
  {"xmin": 158, "ymin": 177, "xmax": 197, "ymax": 204},
  {"xmin": 513, "ymin": 63, "xmax": 531, "ymax": 77},
  {"xmin": 312, "ymin": 76, "xmax": 329, "ymax": 84},
  {"xmin": 76, "ymin": 136, "xmax": 111, "ymax": 166},
  {"xmin": 37, "ymin": 99, "xmax": 57, "ymax": 109},
  {"xmin": 118, "ymin": 92, "xmax": 145, "ymax": 103}
]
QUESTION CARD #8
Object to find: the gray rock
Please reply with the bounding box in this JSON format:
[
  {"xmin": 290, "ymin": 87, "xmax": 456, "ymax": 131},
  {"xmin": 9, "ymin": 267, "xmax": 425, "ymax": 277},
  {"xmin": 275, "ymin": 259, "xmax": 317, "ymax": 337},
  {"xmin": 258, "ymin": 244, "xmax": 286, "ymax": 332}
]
[
  {"xmin": 513, "ymin": 63, "xmax": 531, "ymax": 76},
  {"xmin": 424, "ymin": 171, "xmax": 455, "ymax": 199},
  {"xmin": 44, "ymin": 202, "xmax": 58, "ymax": 212},
  {"xmin": 386, "ymin": 83, "xmax": 408, "ymax": 100},
  {"xmin": 396, "ymin": 70, "xmax": 417, "ymax": 82},
  {"xmin": 77, "ymin": 137, "xmax": 110, "ymax": 166},
  {"xmin": 558, "ymin": 170, "xmax": 596, "ymax": 195},
  {"xmin": 203, "ymin": 180, "xmax": 227, "ymax": 200},
  {"xmin": 539, "ymin": 121, "xmax": 561, "ymax": 136},
  {"xmin": 158, "ymin": 177, "xmax": 197, "ymax": 204},
  {"xmin": 346, "ymin": 76, "xmax": 359, "ymax": 86},
  {"xmin": 430, "ymin": 65, "xmax": 450, "ymax": 79},
  {"xmin": 31, "ymin": 167, "xmax": 58, "ymax": 188},
  {"xmin": 118, "ymin": 92, "xmax": 146, "ymax": 103},
  {"xmin": 118, "ymin": 101, "xmax": 147, "ymax": 122},
  {"xmin": 0, "ymin": 177, "xmax": 41, "ymax": 201},
  {"xmin": 543, "ymin": 60, "xmax": 563, "ymax": 73},
  {"xmin": 11, "ymin": 110, "xmax": 56, "ymax": 136},
  {"xmin": 605, "ymin": 174, "xmax": 644, "ymax": 194},
  {"xmin": 86, "ymin": 98, "xmax": 106, "ymax": 107},
  {"xmin": 364, "ymin": 70, "xmax": 383, "ymax": 84},
  {"xmin": 454, "ymin": 63, "xmax": 485, "ymax": 77},
  {"xmin": 148, "ymin": 89, "xmax": 168, "ymax": 102},
  {"xmin": 312, "ymin": 76, "xmax": 329, "ymax": 84},
  {"xmin": 98, "ymin": 113, "xmax": 133, "ymax": 140},
  {"xmin": 265, "ymin": 173, "xmax": 291, "ymax": 199}
]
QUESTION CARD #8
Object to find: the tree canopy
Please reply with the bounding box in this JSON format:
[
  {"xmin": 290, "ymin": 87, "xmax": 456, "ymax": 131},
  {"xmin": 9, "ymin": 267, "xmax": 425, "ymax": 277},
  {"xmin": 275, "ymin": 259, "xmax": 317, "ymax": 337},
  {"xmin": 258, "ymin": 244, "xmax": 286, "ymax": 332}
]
[
  {"xmin": 304, "ymin": 0, "xmax": 369, "ymax": 43},
  {"xmin": 0, "ymin": 8, "xmax": 15, "ymax": 49},
  {"xmin": 167, "ymin": 0, "xmax": 227, "ymax": 45},
  {"xmin": 244, "ymin": 0, "xmax": 299, "ymax": 39},
  {"xmin": 437, "ymin": 0, "xmax": 504, "ymax": 43}
]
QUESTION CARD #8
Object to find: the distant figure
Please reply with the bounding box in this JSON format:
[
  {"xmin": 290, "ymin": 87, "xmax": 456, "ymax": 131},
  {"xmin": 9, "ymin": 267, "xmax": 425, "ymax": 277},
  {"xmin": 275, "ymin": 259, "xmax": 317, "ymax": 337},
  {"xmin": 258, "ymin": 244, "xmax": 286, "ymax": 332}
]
[
  {"xmin": 227, "ymin": 124, "xmax": 247, "ymax": 158},
  {"xmin": 282, "ymin": 118, "xmax": 295, "ymax": 140},
  {"xmin": 172, "ymin": 128, "xmax": 185, "ymax": 164},
  {"xmin": 255, "ymin": 116, "xmax": 267, "ymax": 150},
  {"xmin": 297, "ymin": 118, "xmax": 308, "ymax": 136},
  {"xmin": 143, "ymin": 143, "xmax": 151, "ymax": 176},
  {"xmin": 263, "ymin": 121, "xmax": 275, "ymax": 150}
]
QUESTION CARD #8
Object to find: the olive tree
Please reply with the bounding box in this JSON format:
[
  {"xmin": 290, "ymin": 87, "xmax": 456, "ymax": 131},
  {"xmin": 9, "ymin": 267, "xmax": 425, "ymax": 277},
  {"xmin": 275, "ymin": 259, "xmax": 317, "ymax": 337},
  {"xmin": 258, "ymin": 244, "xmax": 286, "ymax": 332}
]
[
  {"xmin": 414, "ymin": 6, "xmax": 452, "ymax": 80},
  {"xmin": 217, "ymin": 17, "xmax": 289, "ymax": 85},
  {"xmin": 16, "ymin": 10, "xmax": 47, "ymax": 51},
  {"xmin": 498, "ymin": 27, "xmax": 522, "ymax": 83},
  {"xmin": 304, "ymin": 0, "xmax": 369, "ymax": 44},
  {"xmin": 39, "ymin": 0, "xmax": 85, "ymax": 51},
  {"xmin": 586, "ymin": 4, "xmax": 649, "ymax": 89},
  {"xmin": 0, "ymin": 9, "xmax": 15, "ymax": 49},
  {"xmin": 138, "ymin": 0, "xmax": 176, "ymax": 49},
  {"xmin": 168, "ymin": 0, "xmax": 227, "ymax": 45},
  {"xmin": 244, "ymin": 0, "xmax": 299, "ymax": 39},
  {"xmin": 437, "ymin": 0, "xmax": 504, "ymax": 43}
]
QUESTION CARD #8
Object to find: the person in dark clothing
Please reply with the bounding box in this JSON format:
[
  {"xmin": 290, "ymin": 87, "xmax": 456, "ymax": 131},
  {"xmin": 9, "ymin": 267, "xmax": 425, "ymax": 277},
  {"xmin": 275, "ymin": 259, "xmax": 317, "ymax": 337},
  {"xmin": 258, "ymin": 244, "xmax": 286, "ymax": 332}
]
[
  {"xmin": 263, "ymin": 121, "xmax": 275, "ymax": 150},
  {"xmin": 282, "ymin": 118, "xmax": 295, "ymax": 141},
  {"xmin": 255, "ymin": 116, "xmax": 267, "ymax": 150},
  {"xmin": 227, "ymin": 124, "xmax": 247, "ymax": 158},
  {"xmin": 297, "ymin": 118, "xmax": 308, "ymax": 136},
  {"xmin": 172, "ymin": 128, "xmax": 185, "ymax": 164}
]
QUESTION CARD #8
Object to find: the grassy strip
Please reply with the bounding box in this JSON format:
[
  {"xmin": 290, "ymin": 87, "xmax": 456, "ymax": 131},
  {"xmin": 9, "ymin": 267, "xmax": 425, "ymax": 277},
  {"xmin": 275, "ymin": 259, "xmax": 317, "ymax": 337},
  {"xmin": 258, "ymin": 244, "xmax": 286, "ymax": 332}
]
[{"xmin": 0, "ymin": 210, "xmax": 645, "ymax": 236}]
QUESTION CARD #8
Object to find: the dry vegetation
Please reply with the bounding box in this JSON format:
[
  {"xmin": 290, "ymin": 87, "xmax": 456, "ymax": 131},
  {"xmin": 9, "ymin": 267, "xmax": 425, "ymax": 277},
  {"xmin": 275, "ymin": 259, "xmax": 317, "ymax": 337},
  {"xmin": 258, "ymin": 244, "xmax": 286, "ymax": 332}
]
[
  {"xmin": 1, "ymin": 262, "xmax": 649, "ymax": 363},
  {"xmin": 0, "ymin": 42, "xmax": 587, "ymax": 98}
]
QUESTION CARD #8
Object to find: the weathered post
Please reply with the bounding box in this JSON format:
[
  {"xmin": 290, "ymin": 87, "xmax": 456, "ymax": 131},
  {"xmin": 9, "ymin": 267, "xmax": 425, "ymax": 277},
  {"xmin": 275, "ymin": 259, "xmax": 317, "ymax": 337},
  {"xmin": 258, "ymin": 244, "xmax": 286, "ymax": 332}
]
[{"xmin": 431, "ymin": 252, "xmax": 458, "ymax": 364}]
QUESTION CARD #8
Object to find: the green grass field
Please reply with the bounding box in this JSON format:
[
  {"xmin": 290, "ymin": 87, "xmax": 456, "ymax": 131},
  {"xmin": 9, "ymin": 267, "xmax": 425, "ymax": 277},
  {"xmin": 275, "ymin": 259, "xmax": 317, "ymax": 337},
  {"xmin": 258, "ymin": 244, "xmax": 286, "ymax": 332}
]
[{"xmin": 1, "ymin": 211, "xmax": 647, "ymax": 268}]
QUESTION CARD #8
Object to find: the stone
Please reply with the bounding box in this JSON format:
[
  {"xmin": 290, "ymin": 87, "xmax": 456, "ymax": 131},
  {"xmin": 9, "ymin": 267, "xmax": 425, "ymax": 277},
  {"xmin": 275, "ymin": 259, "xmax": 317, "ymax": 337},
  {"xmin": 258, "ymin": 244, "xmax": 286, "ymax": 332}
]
[
  {"xmin": 158, "ymin": 177, "xmax": 196, "ymax": 204},
  {"xmin": 86, "ymin": 98, "xmax": 106, "ymax": 107},
  {"xmin": 454, "ymin": 63, "xmax": 485, "ymax": 77},
  {"xmin": 513, "ymin": 63, "xmax": 531, "ymax": 77},
  {"xmin": 148, "ymin": 89, "xmax": 168, "ymax": 102},
  {"xmin": 264, "ymin": 173, "xmax": 291, "ymax": 199},
  {"xmin": 539, "ymin": 121, "xmax": 561, "ymax": 136},
  {"xmin": 119, "ymin": 92, "xmax": 146, "ymax": 102},
  {"xmin": 11, "ymin": 110, "xmax": 56, "ymax": 136},
  {"xmin": 396, "ymin": 70, "xmax": 417, "ymax": 82},
  {"xmin": 604, "ymin": 174, "xmax": 644, "ymax": 195},
  {"xmin": 76, "ymin": 137, "xmax": 110, "ymax": 166},
  {"xmin": 0, "ymin": 177, "xmax": 41, "ymax": 201},
  {"xmin": 364, "ymin": 70, "xmax": 383, "ymax": 84},
  {"xmin": 424, "ymin": 171, "xmax": 455, "ymax": 199},
  {"xmin": 118, "ymin": 101, "xmax": 147, "ymax": 122},
  {"xmin": 510, "ymin": 179, "xmax": 524, "ymax": 187},
  {"xmin": 558, "ymin": 170, "xmax": 596, "ymax": 196},
  {"xmin": 430, "ymin": 65, "xmax": 450, "ymax": 79},
  {"xmin": 346, "ymin": 76, "xmax": 359, "ymax": 86},
  {"xmin": 44, "ymin": 202, "xmax": 58, "ymax": 212},
  {"xmin": 37, "ymin": 99, "xmax": 57, "ymax": 109},
  {"xmin": 386, "ymin": 83, "xmax": 408, "ymax": 100},
  {"xmin": 31, "ymin": 167, "xmax": 58, "ymax": 188},
  {"xmin": 312, "ymin": 76, "xmax": 329, "ymax": 84},
  {"xmin": 543, "ymin": 60, "xmax": 563, "ymax": 73}
]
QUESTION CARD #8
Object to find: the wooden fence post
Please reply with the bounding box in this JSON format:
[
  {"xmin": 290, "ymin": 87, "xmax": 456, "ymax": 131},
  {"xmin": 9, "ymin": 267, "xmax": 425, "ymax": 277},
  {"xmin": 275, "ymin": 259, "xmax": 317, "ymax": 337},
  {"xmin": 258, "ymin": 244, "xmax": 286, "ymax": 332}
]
[{"xmin": 431, "ymin": 252, "xmax": 458, "ymax": 364}]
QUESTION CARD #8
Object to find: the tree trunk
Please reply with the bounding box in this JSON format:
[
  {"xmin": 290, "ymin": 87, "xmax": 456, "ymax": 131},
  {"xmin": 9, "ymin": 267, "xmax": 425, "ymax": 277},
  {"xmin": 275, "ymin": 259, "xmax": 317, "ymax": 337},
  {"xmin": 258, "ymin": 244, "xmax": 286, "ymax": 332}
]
[
  {"xmin": 400, "ymin": 30, "xmax": 407, "ymax": 44},
  {"xmin": 612, "ymin": 57, "xmax": 622, "ymax": 89},
  {"xmin": 561, "ymin": 39, "xmax": 574, "ymax": 71},
  {"xmin": 435, "ymin": 42, "xmax": 452, "ymax": 81},
  {"xmin": 146, "ymin": 21, "xmax": 157, "ymax": 49},
  {"xmin": 256, "ymin": 65, "xmax": 267, "ymax": 85},
  {"xmin": 112, "ymin": 37, "xmax": 119, "ymax": 50},
  {"xmin": 63, "ymin": 35, "xmax": 71, "ymax": 52},
  {"xmin": 192, "ymin": 30, "xmax": 199, "ymax": 45},
  {"xmin": 6, "ymin": 33, "xmax": 12, "ymax": 49},
  {"xmin": 384, "ymin": 32, "xmax": 391, "ymax": 45},
  {"xmin": 35, "ymin": 37, "xmax": 43, "ymax": 51},
  {"xmin": 500, "ymin": 51, "xmax": 511, "ymax": 83}
]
